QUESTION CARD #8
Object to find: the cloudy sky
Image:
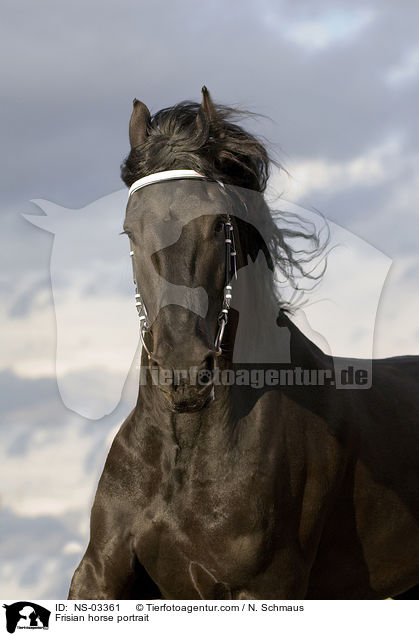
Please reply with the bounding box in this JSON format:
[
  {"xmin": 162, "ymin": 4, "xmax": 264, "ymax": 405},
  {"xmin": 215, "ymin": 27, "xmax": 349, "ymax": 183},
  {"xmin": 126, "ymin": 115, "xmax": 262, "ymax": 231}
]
[{"xmin": 1, "ymin": 0, "xmax": 419, "ymax": 598}]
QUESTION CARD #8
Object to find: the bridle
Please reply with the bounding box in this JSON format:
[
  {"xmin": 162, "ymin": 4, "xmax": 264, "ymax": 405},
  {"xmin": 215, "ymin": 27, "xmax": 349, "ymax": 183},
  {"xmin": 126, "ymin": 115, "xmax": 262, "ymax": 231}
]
[{"xmin": 127, "ymin": 170, "xmax": 237, "ymax": 358}]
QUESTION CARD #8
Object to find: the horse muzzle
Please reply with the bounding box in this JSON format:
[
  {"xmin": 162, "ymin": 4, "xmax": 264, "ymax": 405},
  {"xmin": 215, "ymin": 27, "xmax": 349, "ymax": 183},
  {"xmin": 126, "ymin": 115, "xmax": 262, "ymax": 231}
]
[
  {"xmin": 157, "ymin": 369, "xmax": 215, "ymax": 413},
  {"xmin": 166, "ymin": 385, "xmax": 215, "ymax": 413}
]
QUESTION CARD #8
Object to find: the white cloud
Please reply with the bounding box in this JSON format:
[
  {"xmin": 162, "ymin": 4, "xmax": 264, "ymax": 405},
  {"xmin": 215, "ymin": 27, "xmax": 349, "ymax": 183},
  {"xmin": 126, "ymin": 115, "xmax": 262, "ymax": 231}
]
[
  {"xmin": 0, "ymin": 300, "xmax": 56, "ymax": 378},
  {"xmin": 263, "ymin": 7, "xmax": 375, "ymax": 51},
  {"xmin": 267, "ymin": 136, "xmax": 404, "ymax": 201},
  {"xmin": 62, "ymin": 541, "xmax": 83, "ymax": 555}
]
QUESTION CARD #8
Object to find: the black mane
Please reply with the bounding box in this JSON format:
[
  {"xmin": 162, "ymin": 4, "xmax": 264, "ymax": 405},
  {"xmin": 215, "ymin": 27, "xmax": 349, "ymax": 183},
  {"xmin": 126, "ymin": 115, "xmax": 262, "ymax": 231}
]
[
  {"xmin": 121, "ymin": 99, "xmax": 328, "ymax": 310},
  {"xmin": 121, "ymin": 101, "xmax": 269, "ymax": 192}
]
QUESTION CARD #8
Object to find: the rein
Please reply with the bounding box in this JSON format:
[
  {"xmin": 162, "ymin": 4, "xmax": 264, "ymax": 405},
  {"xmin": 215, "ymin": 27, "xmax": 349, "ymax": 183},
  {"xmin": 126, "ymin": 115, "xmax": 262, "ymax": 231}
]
[{"xmin": 127, "ymin": 170, "xmax": 237, "ymax": 358}]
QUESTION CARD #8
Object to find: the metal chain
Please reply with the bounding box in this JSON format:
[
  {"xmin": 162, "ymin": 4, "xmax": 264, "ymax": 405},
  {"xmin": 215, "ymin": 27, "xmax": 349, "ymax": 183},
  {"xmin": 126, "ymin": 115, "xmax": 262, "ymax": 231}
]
[{"xmin": 130, "ymin": 249, "xmax": 152, "ymax": 358}]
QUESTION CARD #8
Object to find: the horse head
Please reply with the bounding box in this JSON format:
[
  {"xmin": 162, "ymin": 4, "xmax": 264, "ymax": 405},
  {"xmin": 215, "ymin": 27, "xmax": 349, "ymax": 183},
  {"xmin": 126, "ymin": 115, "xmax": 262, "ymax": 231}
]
[{"xmin": 121, "ymin": 88, "xmax": 321, "ymax": 412}]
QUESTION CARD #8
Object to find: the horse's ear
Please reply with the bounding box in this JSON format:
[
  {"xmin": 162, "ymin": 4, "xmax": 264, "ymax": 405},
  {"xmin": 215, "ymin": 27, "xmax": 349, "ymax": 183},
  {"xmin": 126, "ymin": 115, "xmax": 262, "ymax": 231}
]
[
  {"xmin": 198, "ymin": 86, "xmax": 225, "ymax": 139},
  {"xmin": 200, "ymin": 86, "xmax": 216, "ymax": 121},
  {"xmin": 129, "ymin": 99, "xmax": 150, "ymax": 149}
]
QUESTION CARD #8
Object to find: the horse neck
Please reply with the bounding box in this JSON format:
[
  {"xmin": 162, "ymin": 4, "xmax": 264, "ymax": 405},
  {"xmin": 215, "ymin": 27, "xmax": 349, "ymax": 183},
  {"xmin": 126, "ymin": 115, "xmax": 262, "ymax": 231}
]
[
  {"xmin": 228, "ymin": 259, "xmax": 328, "ymax": 370},
  {"xmin": 277, "ymin": 310, "xmax": 330, "ymax": 369}
]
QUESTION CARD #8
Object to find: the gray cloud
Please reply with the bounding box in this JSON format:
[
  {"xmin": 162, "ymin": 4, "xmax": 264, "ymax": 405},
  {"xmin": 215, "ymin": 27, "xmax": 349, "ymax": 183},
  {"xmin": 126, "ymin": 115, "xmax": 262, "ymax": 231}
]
[
  {"xmin": 0, "ymin": 370, "xmax": 59, "ymax": 415},
  {"xmin": 1, "ymin": 1, "xmax": 419, "ymax": 206}
]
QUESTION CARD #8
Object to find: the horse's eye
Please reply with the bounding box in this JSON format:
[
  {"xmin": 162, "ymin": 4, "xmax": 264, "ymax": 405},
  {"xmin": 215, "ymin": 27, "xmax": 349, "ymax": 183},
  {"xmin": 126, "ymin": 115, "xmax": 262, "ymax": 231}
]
[{"xmin": 214, "ymin": 220, "xmax": 224, "ymax": 233}]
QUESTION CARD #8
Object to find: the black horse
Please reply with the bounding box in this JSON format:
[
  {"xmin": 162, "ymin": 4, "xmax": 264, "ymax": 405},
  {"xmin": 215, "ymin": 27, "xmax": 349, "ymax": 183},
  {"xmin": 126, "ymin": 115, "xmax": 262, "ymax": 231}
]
[{"xmin": 69, "ymin": 88, "xmax": 419, "ymax": 600}]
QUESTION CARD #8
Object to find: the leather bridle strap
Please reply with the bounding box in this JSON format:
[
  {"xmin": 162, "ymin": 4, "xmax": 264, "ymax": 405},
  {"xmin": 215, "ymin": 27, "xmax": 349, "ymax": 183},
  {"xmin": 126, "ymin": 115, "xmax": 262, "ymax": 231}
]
[{"xmin": 214, "ymin": 217, "xmax": 237, "ymax": 353}]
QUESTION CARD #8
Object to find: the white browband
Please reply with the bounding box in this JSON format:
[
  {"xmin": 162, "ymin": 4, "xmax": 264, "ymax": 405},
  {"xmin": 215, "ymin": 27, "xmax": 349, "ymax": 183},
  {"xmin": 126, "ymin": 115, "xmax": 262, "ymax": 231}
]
[{"xmin": 128, "ymin": 170, "xmax": 208, "ymax": 198}]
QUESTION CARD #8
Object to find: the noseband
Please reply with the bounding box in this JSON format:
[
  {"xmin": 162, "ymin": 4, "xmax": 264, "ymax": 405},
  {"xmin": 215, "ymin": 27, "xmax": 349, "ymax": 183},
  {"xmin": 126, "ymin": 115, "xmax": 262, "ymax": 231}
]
[{"xmin": 127, "ymin": 170, "xmax": 237, "ymax": 358}]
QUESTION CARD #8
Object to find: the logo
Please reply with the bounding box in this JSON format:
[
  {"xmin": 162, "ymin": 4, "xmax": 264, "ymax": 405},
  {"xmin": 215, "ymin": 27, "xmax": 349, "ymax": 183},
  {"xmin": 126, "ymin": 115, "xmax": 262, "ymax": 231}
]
[
  {"xmin": 23, "ymin": 186, "xmax": 391, "ymax": 417},
  {"xmin": 2, "ymin": 603, "xmax": 50, "ymax": 633}
]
